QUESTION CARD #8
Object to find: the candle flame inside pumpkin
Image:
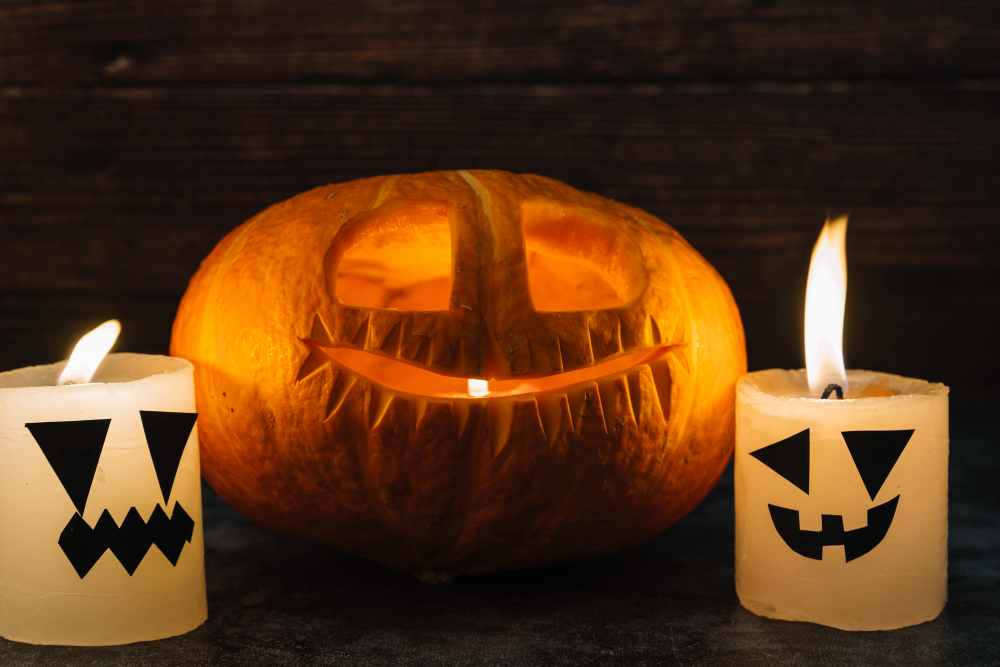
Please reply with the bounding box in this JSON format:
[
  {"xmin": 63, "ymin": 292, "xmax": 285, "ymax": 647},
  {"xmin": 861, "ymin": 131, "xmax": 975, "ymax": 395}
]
[
  {"xmin": 57, "ymin": 319, "xmax": 121, "ymax": 386},
  {"xmin": 467, "ymin": 379, "xmax": 490, "ymax": 397},
  {"xmin": 805, "ymin": 216, "xmax": 849, "ymax": 397}
]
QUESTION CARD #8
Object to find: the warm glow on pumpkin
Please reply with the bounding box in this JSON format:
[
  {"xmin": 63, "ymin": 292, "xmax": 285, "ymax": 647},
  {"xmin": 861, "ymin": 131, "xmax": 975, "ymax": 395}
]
[
  {"xmin": 522, "ymin": 200, "xmax": 648, "ymax": 311},
  {"xmin": 805, "ymin": 215, "xmax": 849, "ymax": 396},
  {"xmin": 334, "ymin": 200, "xmax": 453, "ymax": 310}
]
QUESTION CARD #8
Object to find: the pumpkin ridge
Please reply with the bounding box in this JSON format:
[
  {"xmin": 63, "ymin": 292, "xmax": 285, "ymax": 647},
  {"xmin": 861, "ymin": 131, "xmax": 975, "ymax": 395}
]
[
  {"xmin": 456, "ymin": 170, "xmax": 498, "ymax": 261},
  {"xmin": 373, "ymin": 174, "xmax": 401, "ymax": 208}
]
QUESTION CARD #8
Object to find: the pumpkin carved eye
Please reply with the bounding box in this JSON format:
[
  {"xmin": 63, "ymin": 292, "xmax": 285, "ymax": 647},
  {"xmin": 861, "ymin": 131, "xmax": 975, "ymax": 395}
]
[
  {"xmin": 332, "ymin": 199, "xmax": 454, "ymax": 311},
  {"xmin": 521, "ymin": 200, "xmax": 648, "ymax": 312}
]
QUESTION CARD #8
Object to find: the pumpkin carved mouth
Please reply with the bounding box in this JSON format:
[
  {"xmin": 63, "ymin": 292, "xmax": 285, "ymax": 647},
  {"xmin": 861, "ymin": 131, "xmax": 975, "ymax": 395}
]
[{"xmin": 304, "ymin": 339, "xmax": 681, "ymax": 400}]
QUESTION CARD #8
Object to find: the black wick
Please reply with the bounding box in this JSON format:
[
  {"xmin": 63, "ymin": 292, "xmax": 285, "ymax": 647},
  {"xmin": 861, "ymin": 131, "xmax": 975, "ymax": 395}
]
[{"xmin": 821, "ymin": 383, "xmax": 844, "ymax": 400}]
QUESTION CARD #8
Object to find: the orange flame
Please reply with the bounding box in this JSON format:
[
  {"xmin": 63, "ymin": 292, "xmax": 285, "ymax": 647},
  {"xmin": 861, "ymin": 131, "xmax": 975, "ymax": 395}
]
[
  {"xmin": 57, "ymin": 320, "xmax": 121, "ymax": 386},
  {"xmin": 805, "ymin": 216, "xmax": 849, "ymax": 396}
]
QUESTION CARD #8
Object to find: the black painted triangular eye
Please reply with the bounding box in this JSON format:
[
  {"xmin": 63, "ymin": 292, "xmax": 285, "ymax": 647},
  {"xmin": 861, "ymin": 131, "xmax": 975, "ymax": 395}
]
[
  {"xmin": 140, "ymin": 411, "xmax": 198, "ymax": 503},
  {"xmin": 842, "ymin": 429, "xmax": 914, "ymax": 500},
  {"xmin": 749, "ymin": 428, "xmax": 810, "ymax": 494},
  {"xmin": 26, "ymin": 419, "xmax": 111, "ymax": 514}
]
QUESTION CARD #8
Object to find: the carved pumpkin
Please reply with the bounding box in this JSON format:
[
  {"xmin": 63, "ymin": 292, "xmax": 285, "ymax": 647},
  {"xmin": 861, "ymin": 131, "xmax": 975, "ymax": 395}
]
[{"xmin": 170, "ymin": 170, "xmax": 746, "ymax": 577}]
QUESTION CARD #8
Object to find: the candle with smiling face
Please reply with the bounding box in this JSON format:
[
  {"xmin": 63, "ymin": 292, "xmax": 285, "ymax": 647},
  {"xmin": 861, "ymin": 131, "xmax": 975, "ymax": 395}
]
[
  {"xmin": 0, "ymin": 321, "xmax": 207, "ymax": 645},
  {"xmin": 734, "ymin": 217, "xmax": 949, "ymax": 631}
]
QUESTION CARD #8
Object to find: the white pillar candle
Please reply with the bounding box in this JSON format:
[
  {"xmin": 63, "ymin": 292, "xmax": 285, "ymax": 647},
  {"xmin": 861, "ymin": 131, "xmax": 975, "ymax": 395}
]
[
  {"xmin": 735, "ymin": 369, "xmax": 948, "ymax": 630},
  {"xmin": 0, "ymin": 352, "xmax": 207, "ymax": 645},
  {"xmin": 735, "ymin": 215, "xmax": 950, "ymax": 630}
]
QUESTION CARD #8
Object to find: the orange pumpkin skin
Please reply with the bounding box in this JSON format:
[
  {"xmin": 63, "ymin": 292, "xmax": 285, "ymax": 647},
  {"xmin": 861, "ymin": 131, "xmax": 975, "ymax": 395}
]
[{"xmin": 171, "ymin": 170, "xmax": 746, "ymax": 576}]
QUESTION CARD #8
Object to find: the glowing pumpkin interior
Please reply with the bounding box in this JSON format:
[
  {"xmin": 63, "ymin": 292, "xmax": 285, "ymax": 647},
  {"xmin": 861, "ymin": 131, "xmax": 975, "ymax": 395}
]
[{"xmin": 326, "ymin": 199, "xmax": 658, "ymax": 398}]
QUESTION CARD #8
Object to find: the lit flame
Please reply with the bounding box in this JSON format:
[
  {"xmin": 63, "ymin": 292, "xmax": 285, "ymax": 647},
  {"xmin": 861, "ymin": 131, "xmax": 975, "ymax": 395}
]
[
  {"xmin": 805, "ymin": 216, "xmax": 849, "ymax": 396},
  {"xmin": 57, "ymin": 319, "xmax": 121, "ymax": 386},
  {"xmin": 467, "ymin": 379, "xmax": 490, "ymax": 397}
]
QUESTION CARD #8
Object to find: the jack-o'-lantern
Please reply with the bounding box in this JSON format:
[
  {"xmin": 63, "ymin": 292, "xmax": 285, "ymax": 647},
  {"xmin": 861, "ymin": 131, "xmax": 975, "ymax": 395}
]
[{"xmin": 170, "ymin": 170, "xmax": 746, "ymax": 578}]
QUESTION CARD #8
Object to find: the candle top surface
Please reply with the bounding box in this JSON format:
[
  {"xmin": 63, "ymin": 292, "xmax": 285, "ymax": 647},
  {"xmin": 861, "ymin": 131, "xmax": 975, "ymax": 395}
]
[
  {"xmin": 0, "ymin": 353, "xmax": 192, "ymax": 391},
  {"xmin": 740, "ymin": 368, "xmax": 948, "ymax": 402}
]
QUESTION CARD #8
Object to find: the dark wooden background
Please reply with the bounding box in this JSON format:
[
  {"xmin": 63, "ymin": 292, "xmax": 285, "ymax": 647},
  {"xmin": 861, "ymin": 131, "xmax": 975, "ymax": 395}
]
[{"xmin": 1, "ymin": 1, "xmax": 997, "ymax": 407}]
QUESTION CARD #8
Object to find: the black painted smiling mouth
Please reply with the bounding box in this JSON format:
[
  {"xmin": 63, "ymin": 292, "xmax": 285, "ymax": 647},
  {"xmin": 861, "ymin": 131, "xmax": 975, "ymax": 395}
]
[{"xmin": 768, "ymin": 495, "xmax": 899, "ymax": 562}]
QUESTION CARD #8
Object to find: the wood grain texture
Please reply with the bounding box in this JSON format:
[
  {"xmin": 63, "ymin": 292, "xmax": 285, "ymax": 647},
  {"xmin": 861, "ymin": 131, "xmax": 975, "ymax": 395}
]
[
  {"xmin": 0, "ymin": 1, "xmax": 998, "ymax": 84},
  {"xmin": 0, "ymin": 83, "xmax": 995, "ymax": 405}
]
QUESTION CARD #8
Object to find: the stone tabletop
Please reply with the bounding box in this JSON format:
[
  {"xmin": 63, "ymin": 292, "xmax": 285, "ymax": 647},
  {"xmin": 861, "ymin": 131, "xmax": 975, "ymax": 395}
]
[{"xmin": 2, "ymin": 410, "xmax": 997, "ymax": 666}]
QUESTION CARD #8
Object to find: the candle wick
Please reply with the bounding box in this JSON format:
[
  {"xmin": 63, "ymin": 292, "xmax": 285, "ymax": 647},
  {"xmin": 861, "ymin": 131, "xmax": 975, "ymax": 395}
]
[{"xmin": 821, "ymin": 383, "xmax": 844, "ymax": 400}]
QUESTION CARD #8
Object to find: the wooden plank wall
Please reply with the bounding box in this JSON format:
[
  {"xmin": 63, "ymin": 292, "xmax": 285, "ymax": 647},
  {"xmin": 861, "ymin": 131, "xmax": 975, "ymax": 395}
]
[{"xmin": 1, "ymin": 1, "xmax": 997, "ymax": 406}]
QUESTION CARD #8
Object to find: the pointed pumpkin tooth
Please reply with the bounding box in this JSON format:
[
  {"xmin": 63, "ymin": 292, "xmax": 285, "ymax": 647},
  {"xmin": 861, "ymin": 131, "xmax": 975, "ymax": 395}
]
[
  {"xmin": 447, "ymin": 337, "xmax": 465, "ymax": 373},
  {"xmin": 626, "ymin": 369, "xmax": 643, "ymax": 424},
  {"xmin": 649, "ymin": 317, "xmax": 663, "ymax": 345},
  {"xmin": 587, "ymin": 313, "xmax": 622, "ymax": 364},
  {"xmin": 527, "ymin": 397, "xmax": 548, "ymax": 444},
  {"xmin": 671, "ymin": 316, "xmax": 689, "ymax": 345},
  {"xmin": 350, "ymin": 316, "xmax": 370, "ymax": 347},
  {"xmin": 488, "ymin": 400, "xmax": 515, "ymax": 458},
  {"xmin": 451, "ymin": 398, "xmax": 472, "ymax": 437},
  {"xmin": 325, "ymin": 368, "xmax": 357, "ymax": 419},
  {"xmin": 524, "ymin": 397, "xmax": 548, "ymax": 443},
  {"xmin": 413, "ymin": 398, "xmax": 430, "ymax": 427},
  {"xmin": 558, "ymin": 324, "xmax": 595, "ymax": 371},
  {"xmin": 537, "ymin": 392, "xmax": 573, "ymax": 444},
  {"xmin": 370, "ymin": 394, "xmax": 410, "ymax": 436},
  {"xmin": 588, "ymin": 328, "xmax": 608, "ymax": 364},
  {"xmin": 647, "ymin": 357, "xmax": 673, "ymax": 423},
  {"xmin": 500, "ymin": 326, "xmax": 533, "ymax": 376},
  {"xmin": 432, "ymin": 331, "xmax": 461, "ymax": 369},
  {"xmin": 416, "ymin": 335, "xmax": 435, "ymax": 366},
  {"xmin": 382, "ymin": 322, "xmax": 404, "ymax": 355},
  {"xmin": 627, "ymin": 365, "xmax": 667, "ymax": 429},
  {"xmin": 566, "ymin": 381, "xmax": 607, "ymax": 434},
  {"xmin": 308, "ymin": 314, "xmax": 334, "ymax": 344},
  {"xmin": 667, "ymin": 345, "xmax": 691, "ymax": 374},
  {"xmin": 618, "ymin": 309, "xmax": 649, "ymax": 350},
  {"xmin": 296, "ymin": 345, "xmax": 331, "ymax": 382},
  {"xmin": 488, "ymin": 399, "xmax": 546, "ymax": 458},
  {"xmin": 368, "ymin": 385, "xmax": 386, "ymax": 427},
  {"xmin": 597, "ymin": 376, "xmax": 634, "ymax": 434},
  {"xmin": 524, "ymin": 320, "xmax": 562, "ymax": 375},
  {"xmin": 551, "ymin": 336, "xmax": 565, "ymax": 373},
  {"xmin": 401, "ymin": 333, "xmax": 431, "ymax": 365},
  {"xmin": 414, "ymin": 400, "xmax": 452, "ymax": 434},
  {"xmin": 366, "ymin": 314, "xmax": 403, "ymax": 355}
]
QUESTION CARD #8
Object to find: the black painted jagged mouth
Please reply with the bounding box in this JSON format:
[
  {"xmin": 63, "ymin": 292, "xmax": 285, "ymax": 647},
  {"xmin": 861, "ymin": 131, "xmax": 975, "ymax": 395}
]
[
  {"xmin": 59, "ymin": 503, "xmax": 195, "ymax": 578},
  {"xmin": 767, "ymin": 495, "xmax": 900, "ymax": 562}
]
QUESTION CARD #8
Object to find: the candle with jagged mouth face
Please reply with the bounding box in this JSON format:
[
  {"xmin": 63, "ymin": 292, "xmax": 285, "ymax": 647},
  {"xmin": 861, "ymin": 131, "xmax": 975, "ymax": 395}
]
[
  {"xmin": 0, "ymin": 321, "xmax": 207, "ymax": 646},
  {"xmin": 734, "ymin": 217, "xmax": 949, "ymax": 631}
]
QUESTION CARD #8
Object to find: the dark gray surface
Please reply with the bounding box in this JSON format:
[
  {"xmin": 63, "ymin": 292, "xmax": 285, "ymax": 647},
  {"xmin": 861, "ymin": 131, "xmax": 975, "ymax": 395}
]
[{"xmin": 2, "ymin": 410, "xmax": 997, "ymax": 666}]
